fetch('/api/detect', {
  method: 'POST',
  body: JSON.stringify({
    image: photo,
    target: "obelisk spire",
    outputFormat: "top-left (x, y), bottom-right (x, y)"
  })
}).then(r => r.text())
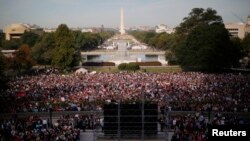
top-left (120, 7), bottom-right (125, 35)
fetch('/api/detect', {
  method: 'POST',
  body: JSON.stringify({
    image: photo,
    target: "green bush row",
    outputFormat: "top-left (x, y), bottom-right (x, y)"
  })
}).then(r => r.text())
top-left (131, 61), bottom-right (162, 66)
top-left (82, 62), bottom-right (115, 66)
top-left (118, 63), bottom-right (140, 71)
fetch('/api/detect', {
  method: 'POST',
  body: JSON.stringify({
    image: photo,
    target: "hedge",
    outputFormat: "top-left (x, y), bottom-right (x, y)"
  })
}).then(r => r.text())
top-left (82, 62), bottom-right (115, 66)
top-left (130, 61), bottom-right (162, 66)
top-left (118, 63), bottom-right (140, 71)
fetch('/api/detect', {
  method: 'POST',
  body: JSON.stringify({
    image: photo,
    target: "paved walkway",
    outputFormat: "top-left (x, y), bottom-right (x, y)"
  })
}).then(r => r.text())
top-left (80, 130), bottom-right (94, 141)
top-left (79, 130), bottom-right (174, 141)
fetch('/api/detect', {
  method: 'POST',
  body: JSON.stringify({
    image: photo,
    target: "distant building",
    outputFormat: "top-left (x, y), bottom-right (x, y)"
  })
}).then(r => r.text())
top-left (127, 26), bottom-right (154, 31)
top-left (81, 28), bottom-right (93, 33)
top-left (138, 26), bottom-right (154, 31)
top-left (155, 24), bottom-right (175, 34)
top-left (43, 28), bottom-right (56, 33)
top-left (3, 23), bottom-right (43, 40)
top-left (70, 28), bottom-right (82, 31)
top-left (225, 23), bottom-right (246, 39)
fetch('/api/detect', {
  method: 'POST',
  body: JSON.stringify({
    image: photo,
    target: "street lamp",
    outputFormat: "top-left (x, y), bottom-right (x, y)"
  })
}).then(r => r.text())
top-left (208, 104), bottom-right (212, 123)
top-left (49, 104), bottom-right (52, 128)
top-left (164, 95), bottom-right (169, 141)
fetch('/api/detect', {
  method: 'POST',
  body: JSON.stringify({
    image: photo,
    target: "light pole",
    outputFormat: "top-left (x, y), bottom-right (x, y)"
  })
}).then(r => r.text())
top-left (141, 88), bottom-right (145, 141)
top-left (164, 95), bottom-right (169, 141)
top-left (118, 97), bottom-right (121, 141)
top-left (49, 104), bottom-right (52, 128)
top-left (208, 104), bottom-right (212, 123)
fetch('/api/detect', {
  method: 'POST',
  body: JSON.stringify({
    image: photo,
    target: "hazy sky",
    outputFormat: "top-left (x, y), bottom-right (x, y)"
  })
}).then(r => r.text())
top-left (0, 0), bottom-right (249, 29)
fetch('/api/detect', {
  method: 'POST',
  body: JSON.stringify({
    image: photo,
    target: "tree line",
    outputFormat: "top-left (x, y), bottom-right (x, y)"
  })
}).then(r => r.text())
top-left (130, 8), bottom-right (250, 71)
top-left (0, 24), bottom-right (113, 71)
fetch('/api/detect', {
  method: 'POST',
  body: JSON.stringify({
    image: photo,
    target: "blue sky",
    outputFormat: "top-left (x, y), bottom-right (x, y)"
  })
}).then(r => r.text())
top-left (0, 0), bottom-right (249, 29)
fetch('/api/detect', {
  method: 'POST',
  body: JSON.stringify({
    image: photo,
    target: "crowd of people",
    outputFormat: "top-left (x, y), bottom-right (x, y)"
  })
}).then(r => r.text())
top-left (0, 70), bottom-right (249, 140)
top-left (0, 115), bottom-right (80, 141)
top-left (169, 111), bottom-right (248, 141)
top-left (0, 71), bottom-right (249, 113)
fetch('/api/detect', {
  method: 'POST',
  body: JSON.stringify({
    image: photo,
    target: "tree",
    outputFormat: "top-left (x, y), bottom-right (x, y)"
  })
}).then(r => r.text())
top-left (0, 52), bottom-right (5, 74)
top-left (14, 44), bottom-right (35, 71)
top-left (32, 33), bottom-right (55, 65)
top-left (242, 34), bottom-right (250, 56)
top-left (82, 32), bottom-right (100, 50)
top-left (98, 31), bottom-right (113, 44)
top-left (175, 8), bottom-right (222, 35)
top-left (173, 8), bottom-right (243, 71)
top-left (73, 31), bottom-right (86, 50)
top-left (52, 24), bottom-right (80, 69)
top-left (0, 52), bottom-right (6, 81)
top-left (0, 32), bottom-right (5, 47)
top-left (52, 47), bottom-right (75, 69)
top-left (241, 34), bottom-right (250, 68)
top-left (2, 39), bottom-right (21, 49)
top-left (176, 23), bottom-right (241, 71)
top-left (229, 38), bottom-right (244, 67)
top-left (55, 24), bottom-right (74, 48)
top-left (20, 31), bottom-right (39, 47)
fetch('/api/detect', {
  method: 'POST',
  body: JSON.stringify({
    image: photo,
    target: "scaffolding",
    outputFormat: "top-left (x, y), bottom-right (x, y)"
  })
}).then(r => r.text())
top-left (93, 91), bottom-right (170, 141)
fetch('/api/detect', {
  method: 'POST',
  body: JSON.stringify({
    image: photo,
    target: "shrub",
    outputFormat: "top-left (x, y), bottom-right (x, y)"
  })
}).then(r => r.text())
top-left (118, 63), bottom-right (140, 71)
top-left (82, 62), bottom-right (115, 66)
top-left (118, 63), bottom-right (127, 70)
top-left (127, 63), bottom-right (140, 71)
top-left (130, 61), bottom-right (162, 66)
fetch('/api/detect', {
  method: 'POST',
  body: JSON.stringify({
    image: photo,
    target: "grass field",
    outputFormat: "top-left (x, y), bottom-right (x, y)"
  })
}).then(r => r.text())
top-left (86, 66), bottom-right (182, 73)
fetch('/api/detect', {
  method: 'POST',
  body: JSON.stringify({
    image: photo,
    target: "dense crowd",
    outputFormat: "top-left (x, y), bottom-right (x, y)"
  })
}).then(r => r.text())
top-left (169, 111), bottom-right (248, 141)
top-left (0, 71), bottom-right (249, 113)
top-left (0, 70), bottom-right (249, 140)
top-left (0, 115), bottom-right (80, 141)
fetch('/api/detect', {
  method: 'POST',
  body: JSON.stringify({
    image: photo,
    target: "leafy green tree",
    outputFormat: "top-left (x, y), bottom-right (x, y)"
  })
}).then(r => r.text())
top-left (51, 24), bottom-right (80, 69)
top-left (32, 33), bottom-right (55, 65)
top-left (2, 39), bottom-right (21, 49)
top-left (20, 31), bottom-right (39, 47)
top-left (229, 38), bottom-right (244, 67)
top-left (98, 31), bottom-right (113, 44)
top-left (176, 23), bottom-right (241, 71)
top-left (127, 63), bottom-right (140, 71)
top-left (0, 32), bottom-right (5, 47)
top-left (175, 8), bottom-right (222, 35)
top-left (0, 54), bottom-right (5, 73)
top-left (241, 34), bottom-right (250, 68)
top-left (242, 34), bottom-right (250, 56)
top-left (130, 31), bottom-right (156, 45)
top-left (51, 47), bottom-right (75, 69)
top-left (73, 31), bottom-right (86, 50)
top-left (55, 24), bottom-right (74, 48)
top-left (82, 32), bottom-right (100, 50)
top-left (118, 63), bottom-right (127, 70)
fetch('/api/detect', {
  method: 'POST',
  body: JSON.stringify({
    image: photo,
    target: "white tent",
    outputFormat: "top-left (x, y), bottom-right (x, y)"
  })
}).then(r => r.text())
top-left (106, 46), bottom-right (115, 50)
top-left (75, 68), bottom-right (88, 74)
top-left (90, 71), bottom-right (97, 75)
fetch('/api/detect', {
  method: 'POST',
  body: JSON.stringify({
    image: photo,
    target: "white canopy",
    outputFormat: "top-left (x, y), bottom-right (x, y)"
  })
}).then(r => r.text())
top-left (75, 68), bottom-right (88, 74)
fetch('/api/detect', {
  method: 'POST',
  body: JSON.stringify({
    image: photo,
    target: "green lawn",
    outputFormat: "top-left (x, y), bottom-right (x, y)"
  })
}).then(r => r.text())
top-left (87, 66), bottom-right (182, 73)
top-left (141, 66), bottom-right (182, 73)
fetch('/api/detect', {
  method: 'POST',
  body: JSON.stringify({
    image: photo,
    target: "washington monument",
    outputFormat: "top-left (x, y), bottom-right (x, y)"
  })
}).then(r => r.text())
top-left (120, 7), bottom-right (125, 35)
